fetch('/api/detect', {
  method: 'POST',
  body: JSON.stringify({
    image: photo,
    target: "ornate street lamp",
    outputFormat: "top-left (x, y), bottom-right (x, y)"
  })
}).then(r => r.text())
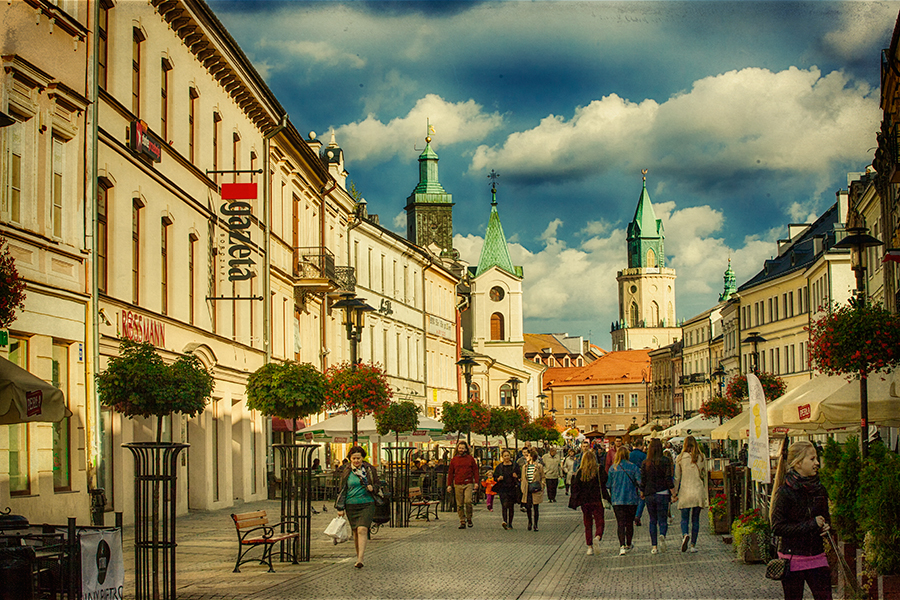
top-left (834, 225), bottom-right (884, 459)
top-left (711, 363), bottom-right (726, 397)
top-left (507, 377), bottom-right (521, 452)
top-left (537, 392), bottom-right (548, 417)
top-left (456, 356), bottom-right (477, 402)
top-left (742, 332), bottom-right (766, 374)
top-left (331, 293), bottom-right (375, 443)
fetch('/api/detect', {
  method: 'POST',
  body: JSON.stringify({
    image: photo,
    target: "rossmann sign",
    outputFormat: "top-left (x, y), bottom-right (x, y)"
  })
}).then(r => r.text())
top-left (220, 183), bottom-right (257, 282)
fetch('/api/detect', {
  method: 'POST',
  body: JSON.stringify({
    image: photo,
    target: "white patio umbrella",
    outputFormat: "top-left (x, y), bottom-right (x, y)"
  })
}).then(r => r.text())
top-left (779, 372), bottom-right (900, 430)
top-left (0, 356), bottom-right (72, 425)
top-left (631, 419), bottom-right (665, 436)
top-left (295, 413), bottom-right (445, 442)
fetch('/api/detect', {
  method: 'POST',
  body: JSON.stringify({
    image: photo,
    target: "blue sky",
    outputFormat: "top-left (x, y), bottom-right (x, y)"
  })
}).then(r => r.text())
top-left (210, 0), bottom-right (897, 349)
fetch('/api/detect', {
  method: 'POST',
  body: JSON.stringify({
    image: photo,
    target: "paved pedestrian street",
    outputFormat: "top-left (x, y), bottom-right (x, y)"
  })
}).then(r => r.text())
top-left (122, 497), bottom-right (785, 600)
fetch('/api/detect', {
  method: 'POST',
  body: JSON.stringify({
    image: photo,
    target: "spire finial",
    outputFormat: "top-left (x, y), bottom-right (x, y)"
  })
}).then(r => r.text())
top-left (425, 118), bottom-right (435, 144)
top-left (488, 169), bottom-right (500, 205)
top-left (642, 168), bottom-right (648, 183)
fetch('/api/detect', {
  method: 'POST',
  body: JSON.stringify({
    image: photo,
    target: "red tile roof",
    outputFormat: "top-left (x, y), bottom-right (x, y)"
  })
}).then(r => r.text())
top-left (544, 349), bottom-right (650, 388)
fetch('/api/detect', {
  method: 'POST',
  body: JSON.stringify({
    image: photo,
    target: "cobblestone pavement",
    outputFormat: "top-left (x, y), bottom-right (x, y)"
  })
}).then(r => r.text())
top-left (121, 497), bottom-right (785, 600)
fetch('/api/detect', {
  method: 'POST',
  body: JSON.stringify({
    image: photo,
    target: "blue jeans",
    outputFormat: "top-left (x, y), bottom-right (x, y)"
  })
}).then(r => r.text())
top-left (635, 497), bottom-right (645, 521)
top-left (680, 506), bottom-right (702, 545)
top-left (645, 494), bottom-right (670, 546)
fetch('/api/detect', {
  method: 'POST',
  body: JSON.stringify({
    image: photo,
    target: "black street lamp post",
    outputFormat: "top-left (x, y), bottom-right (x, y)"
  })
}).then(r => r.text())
top-left (743, 332), bottom-right (766, 374)
top-left (456, 356), bottom-right (477, 403)
top-left (537, 393), bottom-right (548, 417)
top-left (507, 377), bottom-right (521, 452)
top-left (331, 293), bottom-right (375, 443)
top-left (834, 226), bottom-right (884, 459)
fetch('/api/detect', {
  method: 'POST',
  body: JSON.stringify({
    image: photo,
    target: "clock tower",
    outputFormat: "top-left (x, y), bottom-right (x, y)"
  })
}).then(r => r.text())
top-left (611, 171), bottom-right (681, 351)
top-left (405, 131), bottom-right (454, 254)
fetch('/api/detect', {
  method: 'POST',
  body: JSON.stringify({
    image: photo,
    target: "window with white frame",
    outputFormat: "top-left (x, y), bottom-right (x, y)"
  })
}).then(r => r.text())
top-left (617, 393), bottom-right (625, 408)
top-left (603, 394), bottom-right (611, 408)
top-left (576, 395), bottom-right (585, 409)
top-left (630, 393), bottom-right (638, 408)
top-left (564, 395), bottom-right (572, 409)
top-left (589, 394), bottom-right (598, 409)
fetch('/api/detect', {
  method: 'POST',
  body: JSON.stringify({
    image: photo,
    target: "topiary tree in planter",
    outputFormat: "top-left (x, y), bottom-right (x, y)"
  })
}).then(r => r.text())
top-left (97, 340), bottom-right (214, 442)
top-left (246, 360), bottom-right (328, 440)
top-left (859, 442), bottom-right (900, 578)
top-left (375, 400), bottom-right (420, 446)
top-left (441, 399), bottom-right (489, 443)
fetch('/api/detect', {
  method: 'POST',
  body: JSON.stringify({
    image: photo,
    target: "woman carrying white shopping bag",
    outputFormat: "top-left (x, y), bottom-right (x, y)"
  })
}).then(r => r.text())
top-left (334, 445), bottom-right (383, 568)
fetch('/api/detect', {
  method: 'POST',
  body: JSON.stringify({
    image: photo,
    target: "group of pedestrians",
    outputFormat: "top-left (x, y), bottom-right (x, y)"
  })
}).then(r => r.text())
top-left (331, 434), bottom-right (832, 600)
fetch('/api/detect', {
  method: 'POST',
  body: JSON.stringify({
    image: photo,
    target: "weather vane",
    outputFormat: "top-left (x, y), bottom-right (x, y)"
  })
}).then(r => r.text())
top-left (488, 169), bottom-right (500, 190)
top-left (642, 168), bottom-right (648, 182)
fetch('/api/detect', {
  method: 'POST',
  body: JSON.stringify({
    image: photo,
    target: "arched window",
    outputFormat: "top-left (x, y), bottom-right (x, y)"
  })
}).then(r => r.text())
top-left (490, 312), bottom-right (505, 340)
top-left (470, 382), bottom-right (480, 402)
top-left (646, 248), bottom-right (657, 268)
top-left (500, 383), bottom-right (511, 406)
top-left (629, 302), bottom-right (639, 328)
top-left (650, 301), bottom-right (660, 326)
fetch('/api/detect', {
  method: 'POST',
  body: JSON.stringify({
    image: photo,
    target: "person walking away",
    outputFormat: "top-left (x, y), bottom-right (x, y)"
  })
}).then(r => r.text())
top-left (563, 449), bottom-right (576, 495)
top-left (447, 440), bottom-right (480, 529)
top-left (607, 446), bottom-right (641, 556)
top-left (641, 438), bottom-right (675, 554)
top-left (673, 435), bottom-right (708, 553)
top-left (520, 448), bottom-right (545, 531)
top-left (605, 435), bottom-right (624, 473)
top-left (492, 449), bottom-right (520, 529)
top-left (542, 447), bottom-right (562, 503)
top-left (568, 448), bottom-right (610, 555)
top-left (770, 441), bottom-right (832, 600)
top-left (629, 439), bottom-right (647, 526)
top-left (334, 446), bottom-right (382, 568)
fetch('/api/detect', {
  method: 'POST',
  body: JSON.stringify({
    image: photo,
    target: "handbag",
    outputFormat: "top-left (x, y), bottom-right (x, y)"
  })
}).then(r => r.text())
top-left (528, 481), bottom-right (542, 494)
top-left (765, 558), bottom-right (789, 580)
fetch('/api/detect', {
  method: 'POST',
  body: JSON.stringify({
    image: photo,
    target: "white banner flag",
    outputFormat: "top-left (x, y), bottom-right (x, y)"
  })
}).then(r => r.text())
top-left (80, 529), bottom-right (125, 600)
top-left (747, 373), bottom-right (770, 484)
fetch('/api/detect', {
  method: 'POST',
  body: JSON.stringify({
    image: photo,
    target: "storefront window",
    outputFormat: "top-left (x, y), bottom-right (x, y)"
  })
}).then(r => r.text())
top-left (52, 342), bottom-right (71, 490)
top-left (8, 336), bottom-right (30, 494)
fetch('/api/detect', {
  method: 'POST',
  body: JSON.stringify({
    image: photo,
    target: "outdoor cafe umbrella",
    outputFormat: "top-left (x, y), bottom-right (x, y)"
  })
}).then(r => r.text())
top-left (295, 413), bottom-right (445, 442)
top-left (779, 372), bottom-right (900, 430)
top-left (0, 356), bottom-right (72, 424)
top-left (654, 414), bottom-right (718, 439)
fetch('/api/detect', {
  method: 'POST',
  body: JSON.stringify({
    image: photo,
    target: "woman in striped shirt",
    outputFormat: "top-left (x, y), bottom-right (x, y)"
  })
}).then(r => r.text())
top-left (519, 448), bottom-right (546, 531)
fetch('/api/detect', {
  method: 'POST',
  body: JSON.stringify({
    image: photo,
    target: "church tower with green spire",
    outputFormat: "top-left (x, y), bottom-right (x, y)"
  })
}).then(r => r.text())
top-left (405, 128), bottom-right (454, 254)
top-left (719, 259), bottom-right (737, 302)
top-left (611, 171), bottom-right (681, 351)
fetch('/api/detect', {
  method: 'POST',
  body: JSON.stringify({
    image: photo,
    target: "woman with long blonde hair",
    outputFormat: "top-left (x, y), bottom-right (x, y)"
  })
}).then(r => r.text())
top-left (673, 435), bottom-right (708, 553)
top-left (770, 441), bottom-right (831, 600)
top-left (568, 446), bottom-right (609, 555)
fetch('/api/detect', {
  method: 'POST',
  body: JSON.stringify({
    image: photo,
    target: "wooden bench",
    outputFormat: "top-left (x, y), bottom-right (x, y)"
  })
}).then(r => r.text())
top-left (230, 510), bottom-right (300, 573)
top-left (408, 486), bottom-right (440, 522)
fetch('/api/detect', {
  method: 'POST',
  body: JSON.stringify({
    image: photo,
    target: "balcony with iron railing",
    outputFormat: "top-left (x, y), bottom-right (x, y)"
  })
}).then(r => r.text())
top-left (293, 246), bottom-right (355, 294)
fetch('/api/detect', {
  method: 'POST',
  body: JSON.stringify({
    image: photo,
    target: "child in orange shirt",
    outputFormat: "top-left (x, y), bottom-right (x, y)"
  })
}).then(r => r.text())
top-left (482, 475), bottom-right (497, 511)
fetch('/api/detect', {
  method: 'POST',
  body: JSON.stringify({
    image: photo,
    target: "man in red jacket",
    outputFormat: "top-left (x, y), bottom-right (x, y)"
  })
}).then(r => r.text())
top-left (605, 435), bottom-right (623, 473)
top-left (447, 440), bottom-right (480, 529)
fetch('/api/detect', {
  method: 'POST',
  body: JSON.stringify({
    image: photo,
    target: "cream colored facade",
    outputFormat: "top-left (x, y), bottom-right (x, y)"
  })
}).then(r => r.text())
top-left (611, 267), bottom-right (681, 351)
top-left (680, 307), bottom-right (724, 416)
top-left (736, 198), bottom-right (854, 394)
top-left (1, 0), bottom-right (91, 522)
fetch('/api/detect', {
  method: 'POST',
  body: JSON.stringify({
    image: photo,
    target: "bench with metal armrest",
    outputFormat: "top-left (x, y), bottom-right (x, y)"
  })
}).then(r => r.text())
top-left (230, 510), bottom-right (299, 573)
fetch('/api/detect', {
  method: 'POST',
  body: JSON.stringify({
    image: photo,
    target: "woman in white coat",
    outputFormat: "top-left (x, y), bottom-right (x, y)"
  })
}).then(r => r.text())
top-left (673, 436), bottom-right (707, 553)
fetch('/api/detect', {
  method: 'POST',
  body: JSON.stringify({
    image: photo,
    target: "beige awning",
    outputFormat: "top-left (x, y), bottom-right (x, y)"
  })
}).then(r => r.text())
top-left (779, 372), bottom-right (900, 430)
top-left (0, 356), bottom-right (71, 425)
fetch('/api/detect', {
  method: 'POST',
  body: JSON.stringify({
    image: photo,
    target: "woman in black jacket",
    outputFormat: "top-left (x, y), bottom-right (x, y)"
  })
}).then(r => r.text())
top-left (568, 449), bottom-right (609, 555)
top-left (769, 441), bottom-right (831, 600)
top-left (640, 438), bottom-right (675, 554)
top-left (492, 448), bottom-right (520, 529)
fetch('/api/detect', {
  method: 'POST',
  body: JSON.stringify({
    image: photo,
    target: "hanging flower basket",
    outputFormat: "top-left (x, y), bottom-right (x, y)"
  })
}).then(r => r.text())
top-left (325, 362), bottom-right (393, 416)
top-left (725, 372), bottom-right (787, 402)
top-left (807, 301), bottom-right (900, 379)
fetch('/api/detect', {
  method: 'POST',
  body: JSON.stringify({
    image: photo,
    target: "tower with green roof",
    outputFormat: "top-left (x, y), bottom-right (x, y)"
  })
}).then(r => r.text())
top-left (719, 259), bottom-right (737, 302)
top-left (462, 178), bottom-right (525, 371)
top-left (405, 131), bottom-right (454, 253)
top-left (611, 171), bottom-right (680, 351)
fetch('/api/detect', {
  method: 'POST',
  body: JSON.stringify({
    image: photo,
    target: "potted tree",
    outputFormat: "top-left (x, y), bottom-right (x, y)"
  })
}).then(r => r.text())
top-left (440, 399), bottom-right (489, 444)
top-left (246, 360), bottom-right (328, 439)
top-left (96, 340), bottom-right (214, 600)
top-left (375, 400), bottom-right (420, 446)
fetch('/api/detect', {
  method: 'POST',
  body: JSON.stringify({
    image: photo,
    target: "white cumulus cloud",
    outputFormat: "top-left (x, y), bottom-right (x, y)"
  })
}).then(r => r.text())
top-left (334, 94), bottom-right (504, 166)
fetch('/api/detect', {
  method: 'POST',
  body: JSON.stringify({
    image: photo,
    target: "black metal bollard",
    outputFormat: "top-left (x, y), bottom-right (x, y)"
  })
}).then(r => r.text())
top-left (124, 442), bottom-right (188, 600)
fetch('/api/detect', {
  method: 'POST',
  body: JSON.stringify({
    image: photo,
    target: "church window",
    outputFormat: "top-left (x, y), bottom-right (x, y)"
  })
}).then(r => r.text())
top-left (646, 248), bottom-right (657, 268)
top-left (630, 285), bottom-right (637, 294)
top-left (629, 302), bottom-right (639, 327)
top-left (489, 286), bottom-right (505, 301)
top-left (650, 301), bottom-right (659, 326)
top-left (490, 312), bottom-right (504, 340)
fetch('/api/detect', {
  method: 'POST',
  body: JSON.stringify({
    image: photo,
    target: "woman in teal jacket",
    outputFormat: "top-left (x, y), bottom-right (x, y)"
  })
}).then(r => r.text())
top-left (607, 446), bottom-right (641, 556)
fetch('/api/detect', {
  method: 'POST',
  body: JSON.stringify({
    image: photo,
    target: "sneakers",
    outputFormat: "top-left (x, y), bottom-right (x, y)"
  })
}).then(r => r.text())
top-left (625, 544), bottom-right (633, 551)
top-left (681, 535), bottom-right (690, 552)
top-left (659, 535), bottom-right (667, 551)
top-left (467, 520), bottom-right (473, 528)
top-left (586, 546), bottom-right (594, 556)
top-left (619, 546), bottom-right (627, 556)
top-left (502, 522), bottom-right (509, 530)
top-left (593, 535), bottom-right (602, 547)
top-left (459, 522), bottom-right (466, 529)
top-left (689, 544), bottom-right (698, 553)
top-left (650, 546), bottom-right (659, 555)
